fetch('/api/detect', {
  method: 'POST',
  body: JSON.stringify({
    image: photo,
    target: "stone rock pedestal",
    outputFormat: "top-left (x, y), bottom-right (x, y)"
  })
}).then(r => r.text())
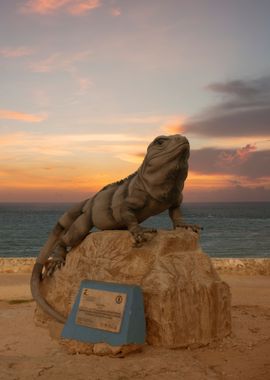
top-left (36, 229), bottom-right (231, 348)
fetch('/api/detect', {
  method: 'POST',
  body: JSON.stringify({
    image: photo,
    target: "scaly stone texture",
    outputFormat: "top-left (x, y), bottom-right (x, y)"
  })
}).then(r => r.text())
top-left (36, 229), bottom-right (231, 348)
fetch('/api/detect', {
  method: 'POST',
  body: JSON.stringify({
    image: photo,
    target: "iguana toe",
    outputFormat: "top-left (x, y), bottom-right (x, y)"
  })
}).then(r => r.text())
top-left (132, 227), bottom-right (157, 247)
top-left (44, 257), bottom-right (65, 277)
top-left (175, 224), bottom-right (202, 234)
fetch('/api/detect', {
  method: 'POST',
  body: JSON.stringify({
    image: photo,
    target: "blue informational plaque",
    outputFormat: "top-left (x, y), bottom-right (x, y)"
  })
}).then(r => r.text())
top-left (61, 280), bottom-right (146, 346)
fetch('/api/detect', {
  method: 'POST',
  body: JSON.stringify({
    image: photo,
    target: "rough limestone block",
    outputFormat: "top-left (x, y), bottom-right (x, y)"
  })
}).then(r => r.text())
top-left (36, 229), bottom-right (231, 348)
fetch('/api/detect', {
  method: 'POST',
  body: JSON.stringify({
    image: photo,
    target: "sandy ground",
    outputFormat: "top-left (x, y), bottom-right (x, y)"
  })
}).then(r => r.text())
top-left (0, 273), bottom-right (270, 380)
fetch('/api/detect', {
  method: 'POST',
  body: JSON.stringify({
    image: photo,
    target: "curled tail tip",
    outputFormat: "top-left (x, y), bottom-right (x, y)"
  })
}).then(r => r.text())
top-left (31, 261), bottom-right (66, 324)
top-left (30, 262), bottom-right (43, 295)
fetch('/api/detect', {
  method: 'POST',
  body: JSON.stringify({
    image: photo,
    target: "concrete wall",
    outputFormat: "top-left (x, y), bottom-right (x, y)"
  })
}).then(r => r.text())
top-left (1, 257), bottom-right (270, 275)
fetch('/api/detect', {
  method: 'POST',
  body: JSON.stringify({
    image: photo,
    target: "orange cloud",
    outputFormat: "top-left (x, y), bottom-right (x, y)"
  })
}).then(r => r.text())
top-left (187, 171), bottom-right (232, 189)
top-left (0, 131), bottom-right (147, 201)
top-left (22, 0), bottom-right (71, 14)
top-left (0, 109), bottom-right (47, 122)
top-left (22, 0), bottom-right (101, 15)
top-left (0, 147), bottom-right (134, 201)
top-left (68, 0), bottom-right (101, 14)
top-left (187, 170), bottom-right (270, 191)
top-left (161, 116), bottom-right (186, 134)
top-left (115, 153), bottom-right (144, 165)
top-left (0, 46), bottom-right (33, 58)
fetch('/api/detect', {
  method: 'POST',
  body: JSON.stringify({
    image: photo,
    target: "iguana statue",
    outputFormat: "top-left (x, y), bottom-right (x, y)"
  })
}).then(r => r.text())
top-left (31, 134), bottom-right (199, 323)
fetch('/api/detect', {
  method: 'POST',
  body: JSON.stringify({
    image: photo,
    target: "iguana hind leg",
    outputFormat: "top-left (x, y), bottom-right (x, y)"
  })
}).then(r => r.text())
top-left (45, 204), bottom-right (94, 276)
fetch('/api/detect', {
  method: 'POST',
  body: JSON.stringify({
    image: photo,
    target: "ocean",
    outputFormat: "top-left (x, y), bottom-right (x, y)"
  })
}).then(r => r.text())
top-left (0, 202), bottom-right (269, 258)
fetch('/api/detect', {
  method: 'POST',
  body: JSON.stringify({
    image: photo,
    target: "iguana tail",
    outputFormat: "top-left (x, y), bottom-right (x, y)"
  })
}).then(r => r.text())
top-left (31, 262), bottom-right (66, 323)
top-left (30, 199), bottom-right (90, 324)
top-left (30, 223), bottom-right (67, 323)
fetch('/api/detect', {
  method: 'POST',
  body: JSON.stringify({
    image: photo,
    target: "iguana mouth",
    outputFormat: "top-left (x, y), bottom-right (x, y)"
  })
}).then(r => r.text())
top-left (169, 141), bottom-right (190, 162)
top-left (179, 142), bottom-right (190, 160)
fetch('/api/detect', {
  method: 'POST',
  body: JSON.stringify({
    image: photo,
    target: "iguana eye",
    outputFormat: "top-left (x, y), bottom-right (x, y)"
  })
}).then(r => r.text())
top-left (154, 138), bottom-right (166, 145)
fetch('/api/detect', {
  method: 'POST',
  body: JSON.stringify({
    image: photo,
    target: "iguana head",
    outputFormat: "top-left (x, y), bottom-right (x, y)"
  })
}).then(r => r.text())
top-left (139, 134), bottom-right (190, 201)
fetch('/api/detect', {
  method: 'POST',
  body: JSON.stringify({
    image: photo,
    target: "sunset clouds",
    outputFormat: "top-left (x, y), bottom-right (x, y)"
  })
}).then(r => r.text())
top-left (1, 127), bottom-right (268, 201)
top-left (21, 0), bottom-right (101, 15)
top-left (1, 1), bottom-right (270, 201)
top-left (0, 109), bottom-right (46, 122)
top-left (0, 131), bottom-right (143, 201)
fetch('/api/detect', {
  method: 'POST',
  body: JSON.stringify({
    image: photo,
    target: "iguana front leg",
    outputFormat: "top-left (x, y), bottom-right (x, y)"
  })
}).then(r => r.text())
top-left (169, 205), bottom-right (201, 233)
top-left (120, 196), bottom-right (156, 247)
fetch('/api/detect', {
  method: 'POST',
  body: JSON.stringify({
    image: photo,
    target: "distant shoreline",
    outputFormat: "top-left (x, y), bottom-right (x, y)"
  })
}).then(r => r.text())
top-left (1, 257), bottom-right (270, 276)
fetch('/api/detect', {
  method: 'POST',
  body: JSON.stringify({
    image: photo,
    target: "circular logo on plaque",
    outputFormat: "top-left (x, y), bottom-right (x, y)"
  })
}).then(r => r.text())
top-left (115, 295), bottom-right (123, 304)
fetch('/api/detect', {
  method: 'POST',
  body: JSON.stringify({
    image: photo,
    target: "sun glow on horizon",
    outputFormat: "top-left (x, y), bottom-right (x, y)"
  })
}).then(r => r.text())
top-left (0, 1), bottom-right (270, 201)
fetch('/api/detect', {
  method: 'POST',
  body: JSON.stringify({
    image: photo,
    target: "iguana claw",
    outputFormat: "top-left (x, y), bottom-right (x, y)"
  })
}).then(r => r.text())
top-left (175, 224), bottom-right (203, 234)
top-left (44, 256), bottom-right (66, 277)
top-left (131, 227), bottom-right (157, 247)
top-left (43, 244), bottom-right (67, 277)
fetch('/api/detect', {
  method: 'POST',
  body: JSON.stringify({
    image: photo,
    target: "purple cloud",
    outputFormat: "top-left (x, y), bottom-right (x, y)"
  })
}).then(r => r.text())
top-left (183, 76), bottom-right (270, 137)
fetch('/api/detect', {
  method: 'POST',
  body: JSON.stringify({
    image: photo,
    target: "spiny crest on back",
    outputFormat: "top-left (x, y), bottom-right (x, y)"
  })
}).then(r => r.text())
top-left (100, 171), bottom-right (138, 191)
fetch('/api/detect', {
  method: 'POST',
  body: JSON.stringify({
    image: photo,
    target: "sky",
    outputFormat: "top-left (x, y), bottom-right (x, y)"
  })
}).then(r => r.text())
top-left (0, 0), bottom-right (270, 202)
